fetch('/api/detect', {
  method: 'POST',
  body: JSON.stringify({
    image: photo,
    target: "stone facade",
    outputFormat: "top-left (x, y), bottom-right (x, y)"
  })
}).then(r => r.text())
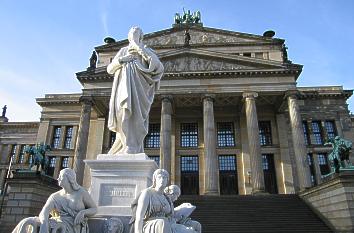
top-left (0, 24), bottom-right (353, 198)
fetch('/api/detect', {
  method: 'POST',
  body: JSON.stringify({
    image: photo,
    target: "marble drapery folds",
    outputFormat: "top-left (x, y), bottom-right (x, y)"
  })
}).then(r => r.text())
top-left (107, 27), bottom-right (164, 154)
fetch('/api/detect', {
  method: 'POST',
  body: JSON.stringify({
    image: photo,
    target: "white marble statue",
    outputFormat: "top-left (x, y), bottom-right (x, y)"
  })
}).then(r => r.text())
top-left (129, 169), bottom-right (199, 233)
top-left (12, 168), bottom-right (97, 233)
top-left (164, 185), bottom-right (201, 233)
top-left (107, 26), bottom-right (164, 155)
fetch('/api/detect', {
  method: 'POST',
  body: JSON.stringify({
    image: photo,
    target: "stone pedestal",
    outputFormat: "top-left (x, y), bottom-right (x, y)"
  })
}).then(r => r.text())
top-left (85, 154), bottom-right (158, 216)
top-left (300, 171), bottom-right (354, 232)
top-left (0, 171), bottom-right (60, 232)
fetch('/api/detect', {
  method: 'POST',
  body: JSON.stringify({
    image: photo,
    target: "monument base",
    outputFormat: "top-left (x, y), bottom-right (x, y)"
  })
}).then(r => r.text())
top-left (85, 153), bottom-right (158, 216)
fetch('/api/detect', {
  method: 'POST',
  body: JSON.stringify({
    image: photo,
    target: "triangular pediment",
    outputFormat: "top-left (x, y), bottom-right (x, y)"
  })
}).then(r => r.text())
top-left (159, 48), bottom-right (286, 73)
top-left (96, 26), bottom-right (283, 52)
top-left (144, 26), bottom-right (282, 47)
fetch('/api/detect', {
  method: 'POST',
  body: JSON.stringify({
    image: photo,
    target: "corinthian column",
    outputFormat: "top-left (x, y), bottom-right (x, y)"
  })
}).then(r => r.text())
top-left (203, 94), bottom-right (219, 195)
top-left (286, 91), bottom-right (311, 190)
top-left (243, 92), bottom-right (265, 193)
top-left (73, 96), bottom-right (93, 185)
top-left (160, 95), bottom-right (172, 174)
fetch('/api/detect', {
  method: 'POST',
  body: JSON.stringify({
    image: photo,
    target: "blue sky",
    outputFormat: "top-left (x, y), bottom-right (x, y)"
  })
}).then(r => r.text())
top-left (0, 0), bottom-right (353, 121)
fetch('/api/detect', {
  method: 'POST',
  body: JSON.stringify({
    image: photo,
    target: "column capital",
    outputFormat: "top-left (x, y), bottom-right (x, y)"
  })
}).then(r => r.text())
top-left (284, 90), bottom-right (300, 99)
top-left (79, 96), bottom-right (93, 106)
top-left (201, 94), bottom-right (215, 102)
top-left (161, 95), bottom-right (173, 102)
top-left (242, 91), bottom-right (258, 99)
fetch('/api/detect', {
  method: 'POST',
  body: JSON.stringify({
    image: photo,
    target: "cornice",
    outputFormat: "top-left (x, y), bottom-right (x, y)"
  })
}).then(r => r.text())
top-left (0, 122), bottom-right (39, 129)
top-left (297, 89), bottom-right (353, 100)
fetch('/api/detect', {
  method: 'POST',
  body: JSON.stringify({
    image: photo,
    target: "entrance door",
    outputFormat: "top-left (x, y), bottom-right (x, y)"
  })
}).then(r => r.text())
top-left (262, 154), bottom-right (278, 194)
top-left (180, 156), bottom-right (199, 195)
top-left (219, 155), bottom-right (238, 195)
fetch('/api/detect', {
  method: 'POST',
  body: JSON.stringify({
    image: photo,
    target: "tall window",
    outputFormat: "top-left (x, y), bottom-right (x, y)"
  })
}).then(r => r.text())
top-left (60, 157), bottom-right (69, 169)
top-left (18, 145), bottom-right (26, 164)
top-left (144, 124), bottom-right (160, 148)
top-left (10, 145), bottom-right (17, 163)
top-left (148, 155), bottom-right (160, 166)
top-left (217, 122), bottom-right (235, 147)
top-left (311, 121), bottom-right (323, 145)
top-left (180, 123), bottom-right (198, 147)
top-left (52, 126), bottom-right (62, 149)
top-left (109, 132), bottom-right (116, 148)
top-left (302, 121), bottom-right (311, 145)
top-left (318, 153), bottom-right (330, 176)
top-left (259, 121), bottom-right (272, 146)
top-left (307, 154), bottom-right (316, 186)
top-left (64, 126), bottom-right (73, 149)
top-left (325, 120), bottom-right (336, 140)
top-left (219, 155), bottom-right (236, 171)
top-left (46, 156), bottom-right (57, 176)
top-left (181, 156), bottom-right (199, 172)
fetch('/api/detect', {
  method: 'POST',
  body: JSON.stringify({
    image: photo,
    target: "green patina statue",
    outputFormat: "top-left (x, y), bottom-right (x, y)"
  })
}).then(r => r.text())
top-left (325, 136), bottom-right (353, 173)
top-left (174, 9), bottom-right (202, 25)
top-left (24, 143), bottom-right (51, 173)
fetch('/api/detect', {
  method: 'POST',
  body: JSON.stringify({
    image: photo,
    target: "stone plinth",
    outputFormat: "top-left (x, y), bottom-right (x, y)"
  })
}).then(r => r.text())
top-left (300, 171), bottom-right (354, 232)
top-left (0, 171), bottom-right (60, 232)
top-left (85, 154), bottom-right (158, 216)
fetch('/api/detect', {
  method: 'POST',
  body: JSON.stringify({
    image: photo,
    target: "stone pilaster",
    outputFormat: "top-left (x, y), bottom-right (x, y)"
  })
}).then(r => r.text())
top-left (160, 95), bottom-right (173, 174)
top-left (73, 96), bottom-right (93, 185)
top-left (312, 153), bottom-right (322, 185)
top-left (202, 94), bottom-right (219, 195)
top-left (243, 92), bottom-right (265, 193)
top-left (286, 91), bottom-right (312, 190)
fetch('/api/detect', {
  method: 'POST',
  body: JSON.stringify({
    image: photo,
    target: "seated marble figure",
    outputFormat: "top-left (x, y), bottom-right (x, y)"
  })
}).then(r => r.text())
top-left (130, 169), bottom-right (200, 233)
top-left (164, 185), bottom-right (201, 233)
top-left (12, 168), bottom-right (97, 233)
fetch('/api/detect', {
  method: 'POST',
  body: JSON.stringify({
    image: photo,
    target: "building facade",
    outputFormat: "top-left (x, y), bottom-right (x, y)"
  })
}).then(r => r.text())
top-left (1, 22), bottom-right (353, 196)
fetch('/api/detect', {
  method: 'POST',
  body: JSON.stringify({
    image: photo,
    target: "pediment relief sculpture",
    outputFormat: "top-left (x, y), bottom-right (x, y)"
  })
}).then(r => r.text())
top-left (144, 29), bottom-right (266, 47)
top-left (162, 56), bottom-right (255, 72)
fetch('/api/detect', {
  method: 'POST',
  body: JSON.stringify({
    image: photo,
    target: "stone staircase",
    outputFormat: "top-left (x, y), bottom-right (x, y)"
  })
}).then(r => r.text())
top-left (177, 194), bottom-right (333, 233)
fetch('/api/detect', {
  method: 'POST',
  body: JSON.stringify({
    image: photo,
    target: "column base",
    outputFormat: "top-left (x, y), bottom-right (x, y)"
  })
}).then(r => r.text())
top-left (203, 190), bottom-right (219, 195)
top-left (252, 189), bottom-right (269, 195)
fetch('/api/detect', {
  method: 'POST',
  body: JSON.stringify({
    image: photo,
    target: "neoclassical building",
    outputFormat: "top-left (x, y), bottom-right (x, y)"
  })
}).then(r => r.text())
top-left (0, 20), bottom-right (353, 196)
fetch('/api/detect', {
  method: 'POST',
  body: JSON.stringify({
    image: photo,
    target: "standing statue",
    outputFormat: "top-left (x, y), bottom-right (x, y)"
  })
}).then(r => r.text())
top-left (89, 51), bottom-right (98, 69)
top-left (325, 136), bottom-right (353, 173)
top-left (12, 168), bottom-right (97, 233)
top-left (2, 105), bottom-right (7, 117)
top-left (129, 169), bottom-right (199, 233)
top-left (184, 30), bottom-right (191, 47)
top-left (107, 27), bottom-right (164, 154)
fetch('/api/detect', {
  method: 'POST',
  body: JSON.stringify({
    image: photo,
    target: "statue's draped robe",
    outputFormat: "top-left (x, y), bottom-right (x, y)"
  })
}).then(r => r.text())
top-left (129, 188), bottom-right (198, 233)
top-left (12, 191), bottom-right (89, 233)
top-left (107, 46), bottom-right (163, 154)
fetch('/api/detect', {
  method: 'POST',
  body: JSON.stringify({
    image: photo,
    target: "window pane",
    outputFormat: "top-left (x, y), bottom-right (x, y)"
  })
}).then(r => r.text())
top-left (318, 153), bottom-right (330, 175)
top-left (181, 123), bottom-right (198, 147)
top-left (217, 122), bottom-right (235, 147)
top-left (46, 156), bottom-right (56, 176)
top-left (219, 155), bottom-right (236, 171)
top-left (325, 121), bottom-right (336, 140)
top-left (144, 124), bottom-right (160, 148)
top-left (10, 145), bottom-right (17, 163)
top-left (60, 157), bottom-right (69, 169)
top-left (18, 145), bottom-right (26, 164)
top-left (52, 126), bottom-right (62, 149)
top-left (181, 156), bottom-right (199, 172)
top-left (311, 121), bottom-right (323, 145)
top-left (259, 121), bottom-right (272, 146)
top-left (64, 126), bottom-right (73, 149)
top-left (302, 121), bottom-right (310, 145)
